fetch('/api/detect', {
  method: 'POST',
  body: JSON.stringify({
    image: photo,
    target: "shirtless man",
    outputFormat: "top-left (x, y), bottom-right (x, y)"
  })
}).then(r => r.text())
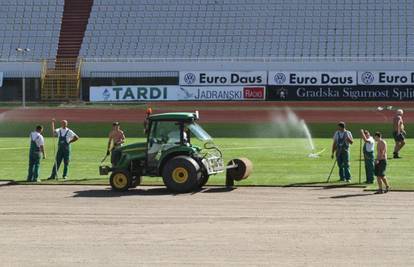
top-left (107, 122), bottom-right (126, 165)
top-left (360, 129), bottom-right (375, 184)
top-left (374, 132), bottom-right (390, 194)
top-left (392, 109), bottom-right (406, 159)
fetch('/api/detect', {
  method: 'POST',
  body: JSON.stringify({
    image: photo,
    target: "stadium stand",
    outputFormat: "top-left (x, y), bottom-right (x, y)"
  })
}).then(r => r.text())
top-left (1, 0), bottom-right (414, 101)
top-left (80, 0), bottom-right (414, 60)
top-left (0, 0), bottom-right (64, 60)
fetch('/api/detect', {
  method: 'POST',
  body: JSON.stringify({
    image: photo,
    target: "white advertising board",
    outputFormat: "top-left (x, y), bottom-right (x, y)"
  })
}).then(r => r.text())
top-left (180, 71), bottom-right (267, 86)
top-left (268, 71), bottom-right (357, 86)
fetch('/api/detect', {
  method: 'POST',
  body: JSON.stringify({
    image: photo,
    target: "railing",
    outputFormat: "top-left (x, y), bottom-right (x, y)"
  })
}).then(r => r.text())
top-left (40, 59), bottom-right (47, 89)
top-left (82, 56), bottom-right (414, 63)
top-left (41, 58), bottom-right (82, 101)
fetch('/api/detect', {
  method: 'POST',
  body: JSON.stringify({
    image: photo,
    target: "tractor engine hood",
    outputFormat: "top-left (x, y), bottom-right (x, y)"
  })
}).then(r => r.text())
top-left (117, 142), bottom-right (147, 154)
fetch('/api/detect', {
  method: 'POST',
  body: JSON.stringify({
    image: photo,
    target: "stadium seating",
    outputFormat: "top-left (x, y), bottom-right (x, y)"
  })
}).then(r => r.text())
top-left (0, 0), bottom-right (64, 60)
top-left (80, 0), bottom-right (414, 60)
top-left (1, 0), bottom-right (413, 61)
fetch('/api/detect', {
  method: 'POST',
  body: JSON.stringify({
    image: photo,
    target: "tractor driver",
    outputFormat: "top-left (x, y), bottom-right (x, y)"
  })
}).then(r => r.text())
top-left (167, 125), bottom-right (190, 145)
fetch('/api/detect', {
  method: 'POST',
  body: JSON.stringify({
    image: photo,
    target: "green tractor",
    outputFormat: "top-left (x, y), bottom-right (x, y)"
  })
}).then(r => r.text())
top-left (99, 111), bottom-right (252, 193)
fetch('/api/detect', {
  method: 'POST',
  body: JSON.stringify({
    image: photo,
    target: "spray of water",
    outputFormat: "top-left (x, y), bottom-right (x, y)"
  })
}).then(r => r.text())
top-left (256, 107), bottom-right (323, 158)
top-left (0, 110), bottom-right (7, 123)
top-left (300, 119), bottom-right (316, 153)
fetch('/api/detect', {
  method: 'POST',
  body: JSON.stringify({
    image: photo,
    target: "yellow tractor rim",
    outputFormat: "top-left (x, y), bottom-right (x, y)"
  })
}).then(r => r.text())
top-left (113, 173), bottom-right (128, 189)
top-left (172, 167), bottom-right (189, 184)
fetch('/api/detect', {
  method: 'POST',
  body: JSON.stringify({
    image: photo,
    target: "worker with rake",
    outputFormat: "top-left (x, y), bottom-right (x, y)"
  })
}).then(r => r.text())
top-left (48, 119), bottom-right (79, 180)
top-left (331, 122), bottom-right (354, 182)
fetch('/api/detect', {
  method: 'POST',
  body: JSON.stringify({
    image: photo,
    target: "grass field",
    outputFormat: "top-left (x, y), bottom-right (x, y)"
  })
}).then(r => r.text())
top-left (1, 137), bottom-right (413, 190)
top-left (1, 121), bottom-right (413, 138)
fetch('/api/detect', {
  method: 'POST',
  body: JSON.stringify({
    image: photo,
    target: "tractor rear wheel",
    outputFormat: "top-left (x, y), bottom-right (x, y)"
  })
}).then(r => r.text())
top-left (110, 170), bottom-right (130, 191)
top-left (162, 156), bottom-right (201, 193)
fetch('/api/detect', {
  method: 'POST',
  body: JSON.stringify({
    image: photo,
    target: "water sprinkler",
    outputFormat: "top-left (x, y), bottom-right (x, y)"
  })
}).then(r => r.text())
top-left (308, 148), bottom-right (326, 158)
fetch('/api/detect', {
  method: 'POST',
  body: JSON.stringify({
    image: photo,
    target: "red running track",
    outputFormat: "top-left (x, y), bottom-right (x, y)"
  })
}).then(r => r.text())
top-left (0, 102), bottom-right (412, 123)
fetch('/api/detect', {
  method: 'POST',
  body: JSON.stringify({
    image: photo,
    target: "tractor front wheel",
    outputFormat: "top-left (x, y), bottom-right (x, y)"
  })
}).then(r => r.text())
top-left (162, 156), bottom-right (201, 193)
top-left (110, 170), bottom-right (130, 191)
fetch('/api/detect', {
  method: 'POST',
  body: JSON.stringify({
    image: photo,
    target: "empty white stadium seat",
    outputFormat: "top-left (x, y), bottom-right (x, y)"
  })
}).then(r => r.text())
top-left (0, 0), bottom-right (64, 60)
top-left (80, 0), bottom-right (414, 60)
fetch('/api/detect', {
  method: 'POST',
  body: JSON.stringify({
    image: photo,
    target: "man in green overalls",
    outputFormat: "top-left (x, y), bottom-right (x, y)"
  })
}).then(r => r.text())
top-left (331, 122), bottom-right (354, 182)
top-left (27, 125), bottom-right (46, 182)
top-left (361, 129), bottom-right (375, 184)
top-left (48, 119), bottom-right (79, 180)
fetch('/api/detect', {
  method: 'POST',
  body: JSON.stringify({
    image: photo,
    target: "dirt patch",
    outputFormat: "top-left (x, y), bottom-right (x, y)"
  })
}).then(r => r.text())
top-left (0, 185), bottom-right (413, 266)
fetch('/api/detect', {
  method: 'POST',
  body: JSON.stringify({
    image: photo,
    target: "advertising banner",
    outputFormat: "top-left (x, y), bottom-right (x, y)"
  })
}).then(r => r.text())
top-left (267, 85), bottom-right (414, 101)
top-left (90, 85), bottom-right (266, 102)
top-left (358, 71), bottom-right (414, 85)
top-left (268, 71), bottom-right (357, 86)
top-left (178, 86), bottom-right (266, 101)
top-left (89, 86), bottom-right (180, 102)
top-left (179, 71), bottom-right (267, 86)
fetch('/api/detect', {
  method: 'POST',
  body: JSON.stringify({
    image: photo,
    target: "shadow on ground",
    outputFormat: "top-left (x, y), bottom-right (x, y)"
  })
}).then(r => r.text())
top-left (0, 180), bottom-right (17, 187)
top-left (328, 193), bottom-right (375, 199)
top-left (283, 181), bottom-right (326, 187)
top-left (283, 181), bottom-right (365, 190)
top-left (73, 187), bottom-right (172, 197)
top-left (72, 186), bottom-right (235, 198)
top-left (318, 192), bottom-right (376, 199)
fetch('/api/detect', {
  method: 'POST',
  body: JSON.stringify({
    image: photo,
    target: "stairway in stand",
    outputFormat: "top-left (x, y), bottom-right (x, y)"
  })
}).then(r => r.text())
top-left (41, 0), bottom-right (93, 101)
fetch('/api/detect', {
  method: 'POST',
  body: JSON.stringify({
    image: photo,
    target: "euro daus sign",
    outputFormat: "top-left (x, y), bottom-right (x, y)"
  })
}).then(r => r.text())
top-left (358, 71), bottom-right (414, 85)
top-left (268, 71), bottom-right (357, 86)
top-left (179, 71), bottom-right (267, 86)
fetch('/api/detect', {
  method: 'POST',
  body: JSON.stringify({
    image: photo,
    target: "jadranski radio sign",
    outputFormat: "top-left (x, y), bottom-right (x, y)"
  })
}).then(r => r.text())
top-left (90, 86), bottom-right (178, 102)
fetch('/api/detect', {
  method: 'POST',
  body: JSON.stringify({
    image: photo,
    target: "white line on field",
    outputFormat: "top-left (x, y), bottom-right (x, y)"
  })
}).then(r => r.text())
top-left (0, 147), bottom-right (26, 150)
top-left (221, 146), bottom-right (282, 150)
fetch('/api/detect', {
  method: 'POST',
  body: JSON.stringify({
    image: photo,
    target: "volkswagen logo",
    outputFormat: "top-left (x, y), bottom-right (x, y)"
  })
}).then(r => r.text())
top-left (274, 73), bottom-right (286, 85)
top-left (361, 72), bottom-right (375, 85)
top-left (183, 73), bottom-right (196, 85)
